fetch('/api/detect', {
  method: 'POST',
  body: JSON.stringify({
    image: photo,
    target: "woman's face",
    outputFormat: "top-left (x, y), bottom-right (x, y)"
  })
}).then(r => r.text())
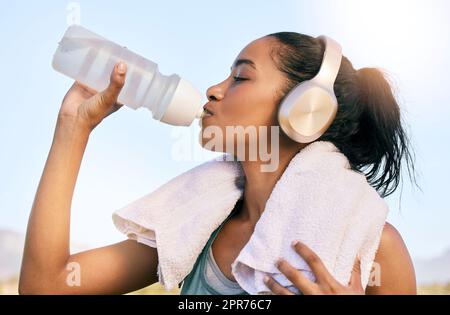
top-left (200, 36), bottom-right (289, 157)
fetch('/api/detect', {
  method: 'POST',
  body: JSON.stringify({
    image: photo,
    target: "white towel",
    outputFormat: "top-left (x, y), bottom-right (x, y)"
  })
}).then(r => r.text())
top-left (112, 141), bottom-right (389, 294)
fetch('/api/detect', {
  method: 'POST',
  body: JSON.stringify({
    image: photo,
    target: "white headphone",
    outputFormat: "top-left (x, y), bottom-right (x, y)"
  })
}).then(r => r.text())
top-left (278, 35), bottom-right (343, 143)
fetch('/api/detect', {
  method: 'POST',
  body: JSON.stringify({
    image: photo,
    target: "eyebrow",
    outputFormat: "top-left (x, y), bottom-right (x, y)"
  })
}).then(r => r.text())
top-left (230, 58), bottom-right (257, 71)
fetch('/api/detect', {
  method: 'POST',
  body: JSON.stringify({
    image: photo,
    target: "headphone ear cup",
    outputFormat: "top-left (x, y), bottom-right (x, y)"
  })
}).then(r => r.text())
top-left (278, 81), bottom-right (338, 143)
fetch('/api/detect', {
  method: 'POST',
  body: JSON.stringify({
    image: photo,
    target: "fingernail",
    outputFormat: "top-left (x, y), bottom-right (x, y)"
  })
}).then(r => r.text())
top-left (117, 61), bottom-right (127, 74)
top-left (291, 240), bottom-right (299, 247)
top-left (275, 258), bottom-right (284, 268)
top-left (263, 275), bottom-right (270, 283)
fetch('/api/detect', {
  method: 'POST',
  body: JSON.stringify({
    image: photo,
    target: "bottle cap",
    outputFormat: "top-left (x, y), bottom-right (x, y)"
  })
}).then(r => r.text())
top-left (160, 78), bottom-right (203, 126)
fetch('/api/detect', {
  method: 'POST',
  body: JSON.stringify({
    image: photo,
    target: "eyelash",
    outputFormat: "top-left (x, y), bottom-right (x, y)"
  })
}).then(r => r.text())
top-left (233, 76), bottom-right (248, 83)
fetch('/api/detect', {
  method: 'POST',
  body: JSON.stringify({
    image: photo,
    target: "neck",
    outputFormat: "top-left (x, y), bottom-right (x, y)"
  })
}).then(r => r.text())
top-left (237, 141), bottom-right (306, 225)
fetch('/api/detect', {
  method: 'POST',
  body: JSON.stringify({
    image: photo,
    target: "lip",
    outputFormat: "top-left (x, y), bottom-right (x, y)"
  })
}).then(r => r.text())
top-left (201, 114), bottom-right (214, 122)
top-left (202, 104), bottom-right (215, 116)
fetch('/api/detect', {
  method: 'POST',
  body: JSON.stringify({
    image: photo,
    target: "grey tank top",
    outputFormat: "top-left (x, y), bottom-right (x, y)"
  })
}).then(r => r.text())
top-left (180, 209), bottom-right (249, 295)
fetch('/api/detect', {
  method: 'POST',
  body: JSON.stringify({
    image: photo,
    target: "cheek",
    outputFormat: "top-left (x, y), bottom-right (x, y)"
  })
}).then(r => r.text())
top-left (222, 84), bottom-right (278, 127)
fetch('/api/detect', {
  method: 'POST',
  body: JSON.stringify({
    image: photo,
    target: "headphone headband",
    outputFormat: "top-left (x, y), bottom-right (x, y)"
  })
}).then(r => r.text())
top-left (312, 35), bottom-right (343, 90)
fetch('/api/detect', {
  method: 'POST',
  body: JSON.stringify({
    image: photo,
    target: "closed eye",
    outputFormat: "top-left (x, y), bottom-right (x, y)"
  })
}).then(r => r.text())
top-left (233, 76), bottom-right (248, 82)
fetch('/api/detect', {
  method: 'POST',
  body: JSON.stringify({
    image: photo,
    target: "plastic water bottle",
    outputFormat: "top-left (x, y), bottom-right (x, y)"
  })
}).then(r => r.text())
top-left (52, 25), bottom-right (205, 126)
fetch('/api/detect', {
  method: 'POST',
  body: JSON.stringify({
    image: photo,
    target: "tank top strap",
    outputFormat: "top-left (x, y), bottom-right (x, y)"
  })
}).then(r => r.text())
top-left (179, 200), bottom-right (248, 295)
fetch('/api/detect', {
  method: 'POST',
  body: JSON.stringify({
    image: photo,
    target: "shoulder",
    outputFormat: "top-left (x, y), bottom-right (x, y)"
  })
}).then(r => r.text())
top-left (365, 222), bottom-right (417, 294)
top-left (379, 222), bottom-right (405, 252)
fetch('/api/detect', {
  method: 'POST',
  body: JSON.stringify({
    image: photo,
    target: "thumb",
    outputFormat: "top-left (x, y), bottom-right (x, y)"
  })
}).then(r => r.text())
top-left (100, 61), bottom-right (127, 107)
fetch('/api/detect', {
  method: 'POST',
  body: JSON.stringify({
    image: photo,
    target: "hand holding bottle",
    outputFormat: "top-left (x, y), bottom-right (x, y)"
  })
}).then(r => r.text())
top-left (58, 61), bottom-right (127, 131)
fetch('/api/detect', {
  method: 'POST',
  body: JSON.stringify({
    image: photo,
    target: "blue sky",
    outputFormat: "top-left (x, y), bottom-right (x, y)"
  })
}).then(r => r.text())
top-left (1, 0), bottom-right (449, 260)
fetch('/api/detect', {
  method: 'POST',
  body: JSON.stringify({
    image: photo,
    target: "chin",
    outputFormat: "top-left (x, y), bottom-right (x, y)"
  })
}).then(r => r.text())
top-left (198, 129), bottom-right (229, 153)
top-left (198, 129), bottom-right (216, 152)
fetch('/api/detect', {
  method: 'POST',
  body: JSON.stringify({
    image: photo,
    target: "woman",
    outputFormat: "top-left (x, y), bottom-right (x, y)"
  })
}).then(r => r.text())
top-left (19, 32), bottom-right (417, 295)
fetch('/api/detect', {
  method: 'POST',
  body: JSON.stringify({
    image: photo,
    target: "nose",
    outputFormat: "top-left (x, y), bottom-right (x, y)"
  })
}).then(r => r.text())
top-left (206, 84), bottom-right (224, 102)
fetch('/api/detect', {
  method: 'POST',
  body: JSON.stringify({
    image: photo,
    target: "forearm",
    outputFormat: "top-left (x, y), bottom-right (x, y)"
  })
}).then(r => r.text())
top-left (20, 116), bottom-right (91, 287)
